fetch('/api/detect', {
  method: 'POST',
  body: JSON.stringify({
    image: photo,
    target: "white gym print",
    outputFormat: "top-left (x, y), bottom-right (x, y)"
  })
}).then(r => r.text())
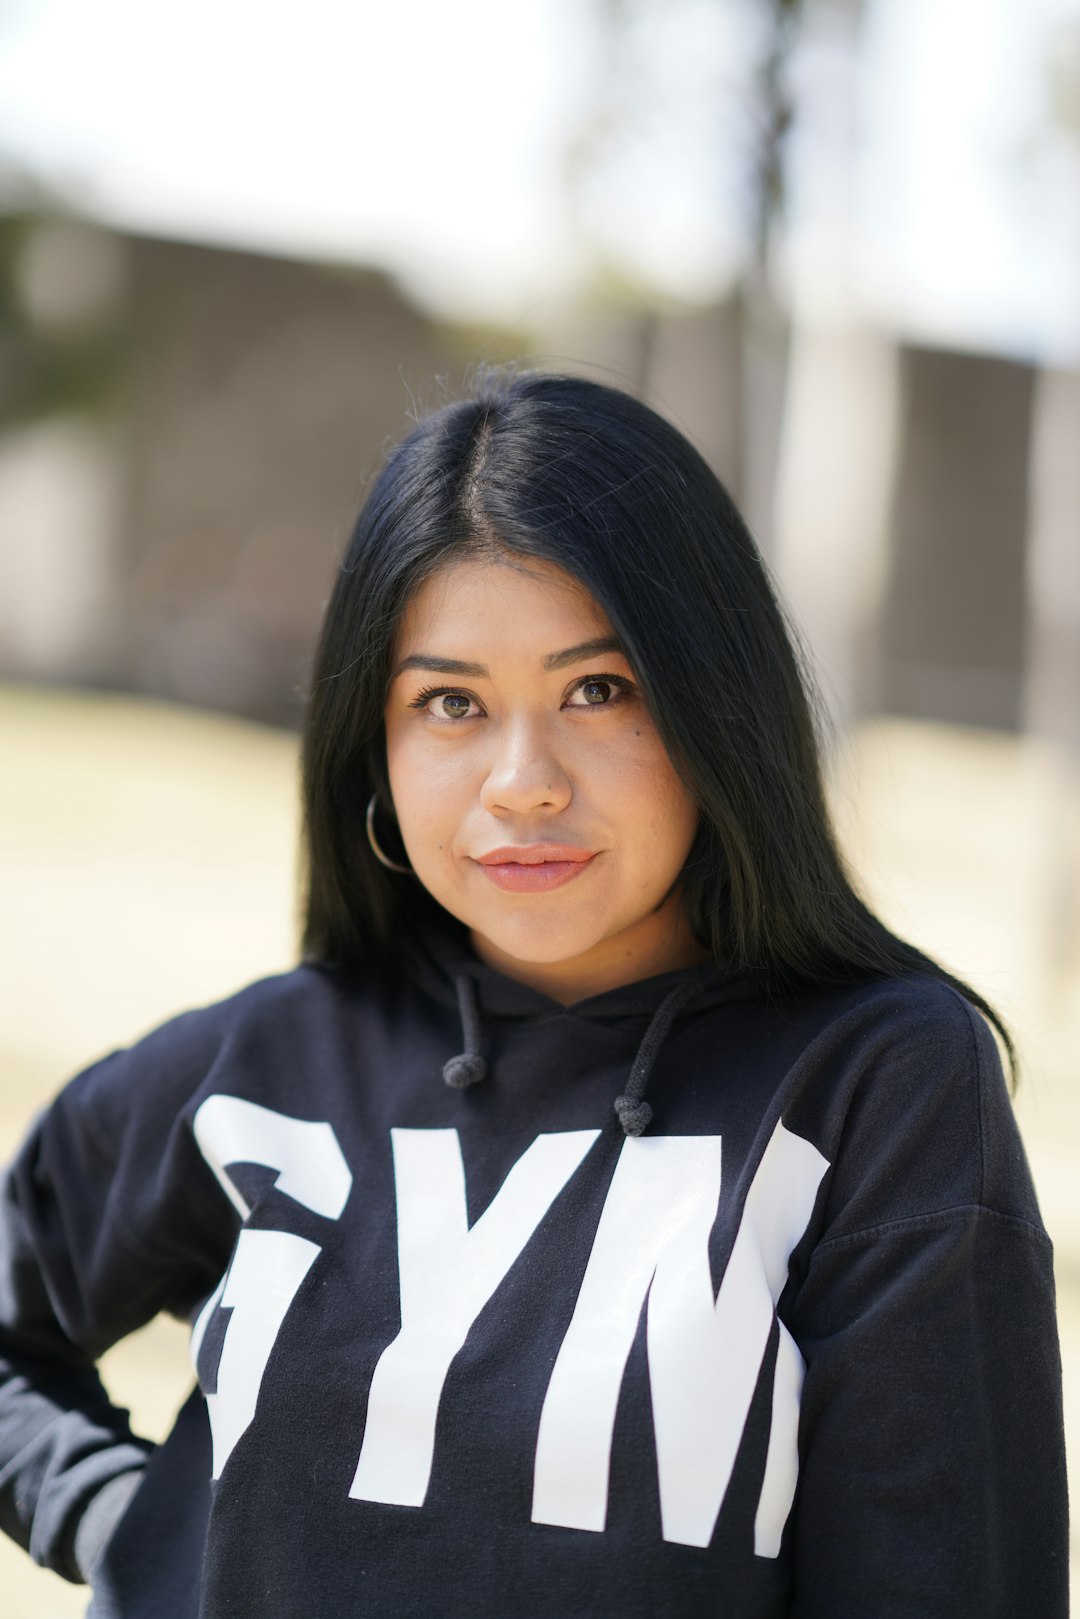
top-left (190, 1095), bottom-right (353, 1478)
top-left (190, 1100), bottom-right (828, 1556)
top-left (351, 1128), bottom-right (600, 1507)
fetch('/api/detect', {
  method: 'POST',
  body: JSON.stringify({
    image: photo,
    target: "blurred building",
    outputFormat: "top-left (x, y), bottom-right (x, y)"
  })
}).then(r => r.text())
top-left (772, 323), bottom-right (1080, 751)
top-left (0, 207), bottom-right (1078, 753)
top-left (0, 215), bottom-right (508, 726)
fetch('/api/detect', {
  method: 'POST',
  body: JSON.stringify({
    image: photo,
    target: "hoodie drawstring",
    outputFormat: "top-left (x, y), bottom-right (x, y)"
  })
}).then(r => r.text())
top-left (443, 975), bottom-right (488, 1088)
top-left (612, 977), bottom-right (706, 1136)
top-left (442, 968), bottom-right (706, 1133)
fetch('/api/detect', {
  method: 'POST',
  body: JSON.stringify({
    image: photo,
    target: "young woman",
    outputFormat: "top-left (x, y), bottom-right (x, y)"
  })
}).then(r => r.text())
top-left (0, 372), bottom-right (1067, 1617)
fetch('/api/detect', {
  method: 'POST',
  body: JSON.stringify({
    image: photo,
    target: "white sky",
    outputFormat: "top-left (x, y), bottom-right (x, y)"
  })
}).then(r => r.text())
top-left (854, 0), bottom-right (1080, 360)
top-left (0, 0), bottom-right (1077, 358)
top-left (0, 0), bottom-right (594, 315)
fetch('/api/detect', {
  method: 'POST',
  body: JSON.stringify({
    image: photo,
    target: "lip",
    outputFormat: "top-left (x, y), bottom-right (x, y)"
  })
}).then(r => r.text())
top-left (475, 845), bottom-right (595, 866)
top-left (473, 844), bottom-right (597, 894)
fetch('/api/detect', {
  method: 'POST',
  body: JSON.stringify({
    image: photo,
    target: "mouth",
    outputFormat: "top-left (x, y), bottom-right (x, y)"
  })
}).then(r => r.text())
top-left (473, 845), bottom-right (597, 893)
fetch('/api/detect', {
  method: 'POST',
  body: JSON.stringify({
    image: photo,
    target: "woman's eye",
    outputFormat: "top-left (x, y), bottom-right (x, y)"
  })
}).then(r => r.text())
top-left (430, 692), bottom-right (476, 720)
top-left (407, 687), bottom-right (480, 721)
top-left (564, 674), bottom-right (634, 708)
top-left (407, 674), bottom-right (633, 720)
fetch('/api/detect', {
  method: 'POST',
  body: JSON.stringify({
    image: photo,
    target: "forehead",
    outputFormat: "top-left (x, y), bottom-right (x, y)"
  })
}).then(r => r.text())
top-left (394, 556), bottom-right (612, 651)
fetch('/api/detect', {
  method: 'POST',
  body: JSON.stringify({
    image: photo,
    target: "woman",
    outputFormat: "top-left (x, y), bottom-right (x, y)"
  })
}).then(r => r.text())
top-left (0, 371), bottom-right (1067, 1617)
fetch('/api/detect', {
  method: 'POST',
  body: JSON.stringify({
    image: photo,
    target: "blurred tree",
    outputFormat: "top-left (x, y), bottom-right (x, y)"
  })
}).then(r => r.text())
top-left (750, 0), bottom-right (801, 279)
top-left (569, 0), bottom-right (814, 288)
top-left (0, 209), bottom-right (129, 425)
top-left (1045, 14), bottom-right (1080, 138)
top-left (555, 0), bottom-right (852, 550)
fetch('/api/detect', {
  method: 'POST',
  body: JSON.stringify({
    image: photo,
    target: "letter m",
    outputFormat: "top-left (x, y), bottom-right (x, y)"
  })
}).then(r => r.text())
top-left (531, 1122), bottom-right (828, 1553)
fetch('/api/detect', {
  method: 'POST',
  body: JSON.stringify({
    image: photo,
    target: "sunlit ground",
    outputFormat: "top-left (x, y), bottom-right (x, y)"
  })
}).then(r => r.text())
top-left (1, 683), bottom-right (1076, 1615)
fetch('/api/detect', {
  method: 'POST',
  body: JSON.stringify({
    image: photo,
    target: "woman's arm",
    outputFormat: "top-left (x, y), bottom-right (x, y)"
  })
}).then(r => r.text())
top-left (0, 1014), bottom-right (239, 1584)
top-left (0, 1140), bottom-right (157, 1582)
top-left (0, 1322), bottom-right (152, 1582)
top-left (790, 1200), bottom-right (1064, 1614)
top-left (786, 993), bottom-right (1068, 1617)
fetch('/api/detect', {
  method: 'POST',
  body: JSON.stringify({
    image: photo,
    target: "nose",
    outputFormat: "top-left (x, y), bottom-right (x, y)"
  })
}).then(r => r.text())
top-left (479, 717), bottom-right (573, 817)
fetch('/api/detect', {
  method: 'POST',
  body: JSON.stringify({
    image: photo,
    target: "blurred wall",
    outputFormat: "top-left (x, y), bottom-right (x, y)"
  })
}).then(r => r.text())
top-left (0, 217), bottom-right (516, 725)
top-left (1, 209), bottom-right (1079, 759)
top-left (879, 345), bottom-right (1034, 731)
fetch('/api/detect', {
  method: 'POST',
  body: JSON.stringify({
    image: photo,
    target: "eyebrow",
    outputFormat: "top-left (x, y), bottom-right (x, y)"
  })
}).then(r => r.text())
top-left (391, 635), bottom-right (626, 679)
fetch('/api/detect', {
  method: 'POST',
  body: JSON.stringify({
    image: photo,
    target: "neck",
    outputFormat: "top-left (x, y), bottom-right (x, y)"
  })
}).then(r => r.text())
top-left (468, 914), bottom-right (712, 1006)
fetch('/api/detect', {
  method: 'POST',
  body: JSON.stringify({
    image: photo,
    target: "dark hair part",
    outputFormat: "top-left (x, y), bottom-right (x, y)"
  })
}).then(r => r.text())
top-left (300, 370), bottom-right (1015, 1078)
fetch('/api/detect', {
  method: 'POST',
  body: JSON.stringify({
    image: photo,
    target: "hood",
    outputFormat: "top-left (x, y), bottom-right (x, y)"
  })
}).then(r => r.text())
top-left (399, 899), bottom-right (759, 1136)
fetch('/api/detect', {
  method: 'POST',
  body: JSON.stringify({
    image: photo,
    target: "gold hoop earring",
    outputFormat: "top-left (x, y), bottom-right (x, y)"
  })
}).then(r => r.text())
top-left (366, 793), bottom-right (412, 874)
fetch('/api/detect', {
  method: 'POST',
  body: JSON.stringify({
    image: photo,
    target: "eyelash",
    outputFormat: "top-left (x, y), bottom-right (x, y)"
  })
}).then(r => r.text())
top-left (406, 673), bottom-right (637, 723)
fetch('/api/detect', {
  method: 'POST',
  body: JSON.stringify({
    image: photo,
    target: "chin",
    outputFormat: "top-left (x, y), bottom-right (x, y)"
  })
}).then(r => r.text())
top-left (470, 913), bottom-right (608, 968)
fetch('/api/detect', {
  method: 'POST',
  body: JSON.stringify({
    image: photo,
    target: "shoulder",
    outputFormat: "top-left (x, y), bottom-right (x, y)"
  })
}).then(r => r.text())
top-left (777, 972), bottom-right (1042, 1239)
top-left (51, 961), bottom-right (375, 1141)
top-left (783, 969), bottom-right (993, 1075)
top-left (94, 960), bottom-right (345, 1061)
top-left (781, 970), bottom-right (1003, 1114)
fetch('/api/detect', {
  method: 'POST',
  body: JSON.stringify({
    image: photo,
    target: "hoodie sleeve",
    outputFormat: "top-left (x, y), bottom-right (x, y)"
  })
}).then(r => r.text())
top-left (0, 1005), bottom-right (241, 1584)
top-left (785, 989), bottom-right (1068, 1618)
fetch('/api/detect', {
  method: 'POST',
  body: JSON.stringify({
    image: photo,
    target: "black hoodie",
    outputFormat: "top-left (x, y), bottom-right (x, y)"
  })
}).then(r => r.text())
top-left (0, 908), bottom-right (1067, 1617)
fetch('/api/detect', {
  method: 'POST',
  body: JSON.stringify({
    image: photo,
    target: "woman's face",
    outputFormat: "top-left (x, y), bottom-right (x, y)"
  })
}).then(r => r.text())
top-left (383, 554), bottom-right (706, 1002)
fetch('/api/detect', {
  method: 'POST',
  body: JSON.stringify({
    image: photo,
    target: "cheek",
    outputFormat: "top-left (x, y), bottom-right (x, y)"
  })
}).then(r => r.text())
top-left (386, 735), bottom-right (476, 865)
top-left (599, 737), bottom-right (699, 860)
top-left (388, 729), bottom-right (465, 805)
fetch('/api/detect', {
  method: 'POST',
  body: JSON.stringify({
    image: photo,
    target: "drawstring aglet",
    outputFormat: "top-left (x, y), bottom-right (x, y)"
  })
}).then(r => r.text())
top-left (443, 1053), bottom-right (487, 1088)
top-left (613, 1095), bottom-right (653, 1135)
top-left (444, 973), bottom-right (487, 1089)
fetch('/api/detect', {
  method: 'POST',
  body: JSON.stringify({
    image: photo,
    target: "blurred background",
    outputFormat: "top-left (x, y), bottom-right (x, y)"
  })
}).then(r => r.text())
top-left (0, 0), bottom-right (1076, 1609)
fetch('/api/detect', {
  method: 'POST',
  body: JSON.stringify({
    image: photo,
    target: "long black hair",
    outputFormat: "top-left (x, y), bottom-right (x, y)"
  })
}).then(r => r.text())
top-left (300, 369), bottom-right (1015, 1074)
